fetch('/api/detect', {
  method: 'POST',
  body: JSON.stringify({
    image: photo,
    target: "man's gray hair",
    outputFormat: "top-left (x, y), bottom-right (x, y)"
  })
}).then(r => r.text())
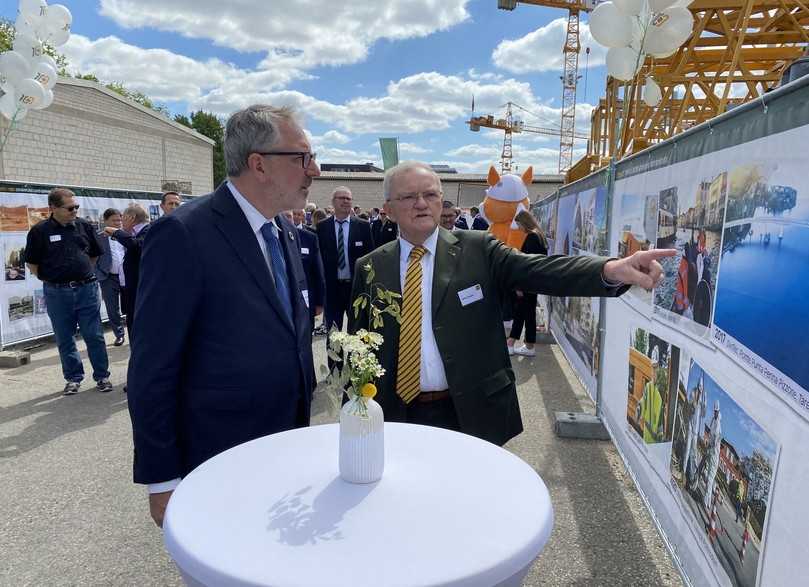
top-left (224, 105), bottom-right (299, 177)
top-left (124, 203), bottom-right (149, 224)
top-left (331, 186), bottom-right (352, 198)
top-left (382, 161), bottom-right (440, 201)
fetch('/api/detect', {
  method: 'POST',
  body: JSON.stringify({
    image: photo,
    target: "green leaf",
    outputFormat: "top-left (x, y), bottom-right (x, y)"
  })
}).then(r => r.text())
top-left (367, 266), bottom-right (376, 284)
top-left (352, 296), bottom-right (363, 309)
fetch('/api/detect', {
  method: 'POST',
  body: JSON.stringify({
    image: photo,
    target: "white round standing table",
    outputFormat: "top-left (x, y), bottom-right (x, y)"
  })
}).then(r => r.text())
top-left (164, 423), bottom-right (554, 587)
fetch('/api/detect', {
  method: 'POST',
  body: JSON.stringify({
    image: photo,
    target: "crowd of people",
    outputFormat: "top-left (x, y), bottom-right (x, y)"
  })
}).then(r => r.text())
top-left (24, 103), bottom-right (671, 528)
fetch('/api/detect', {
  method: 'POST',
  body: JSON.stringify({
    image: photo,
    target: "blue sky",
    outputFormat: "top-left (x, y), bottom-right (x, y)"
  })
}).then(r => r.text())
top-left (2, 1), bottom-right (612, 173)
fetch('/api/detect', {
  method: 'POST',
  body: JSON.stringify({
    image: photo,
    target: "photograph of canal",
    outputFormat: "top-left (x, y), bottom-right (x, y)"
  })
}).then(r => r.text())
top-left (670, 360), bottom-right (779, 587)
top-left (614, 182), bottom-right (659, 312)
top-left (712, 148), bottom-right (809, 418)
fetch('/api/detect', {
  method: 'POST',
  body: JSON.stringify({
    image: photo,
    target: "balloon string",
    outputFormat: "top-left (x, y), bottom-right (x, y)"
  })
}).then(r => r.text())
top-left (0, 107), bottom-right (22, 154)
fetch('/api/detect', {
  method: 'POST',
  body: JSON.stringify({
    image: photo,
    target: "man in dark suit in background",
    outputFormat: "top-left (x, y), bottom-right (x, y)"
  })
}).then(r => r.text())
top-left (127, 104), bottom-right (320, 527)
top-left (283, 209), bottom-right (326, 331)
top-left (470, 205), bottom-right (489, 230)
top-left (104, 204), bottom-right (150, 339)
top-left (315, 187), bottom-right (373, 332)
top-left (349, 161), bottom-right (673, 446)
top-left (371, 209), bottom-right (398, 248)
top-left (96, 208), bottom-right (126, 346)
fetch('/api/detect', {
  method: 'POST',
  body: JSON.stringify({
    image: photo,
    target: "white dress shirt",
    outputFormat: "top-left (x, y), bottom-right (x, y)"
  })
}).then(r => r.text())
top-left (109, 238), bottom-right (125, 276)
top-left (334, 216), bottom-right (352, 280)
top-left (398, 228), bottom-right (449, 392)
top-left (148, 181), bottom-right (277, 495)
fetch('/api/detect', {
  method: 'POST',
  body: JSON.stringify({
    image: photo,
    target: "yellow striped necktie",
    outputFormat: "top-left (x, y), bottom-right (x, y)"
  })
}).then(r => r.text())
top-left (396, 245), bottom-right (427, 404)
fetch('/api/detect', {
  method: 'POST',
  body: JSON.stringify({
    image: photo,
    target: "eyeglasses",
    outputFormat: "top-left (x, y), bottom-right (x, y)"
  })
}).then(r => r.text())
top-left (61, 205), bottom-right (80, 212)
top-left (256, 151), bottom-right (317, 169)
top-left (392, 191), bottom-right (442, 206)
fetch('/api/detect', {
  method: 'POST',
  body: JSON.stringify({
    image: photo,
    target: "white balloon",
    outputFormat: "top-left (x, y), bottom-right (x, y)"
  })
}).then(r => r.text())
top-left (649, 0), bottom-right (677, 11)
top-left (13, 32), bottom-right (45, 62)
top-left (671, 0), bottom-right (693, 6)
top-left (0, 90), bottom-right (17, 120)
top-left (14, 13), bottom-right (38, 38)
top-left (15, 78), bottom-right (46, 110)
top-left (642, 6), bottom-right (694, 55)
top-left (0, 51), bottom-right (32, 86)
top-left (589, 2), bottom-right (635, 48)
top-left (607, 46), bottom-right (643, 81)
top-left (34, 54), bottom-right (58, 73)
top-left (614, 0), bottom-right (646, 16)
top-left (32, 62), bottom-right (57, 90)
top-left (37, 88), bottom-right (54, 110)
top-left (651, 47), bottom-right (679, 58)
top-left (46, 4), bottom-right (73, 28)
top-left (46, 25), bottom-right (71, 48)
top-left (643, 77), bottom-right (662, 106)
top-left (18, 0), bottom-right (47, 20)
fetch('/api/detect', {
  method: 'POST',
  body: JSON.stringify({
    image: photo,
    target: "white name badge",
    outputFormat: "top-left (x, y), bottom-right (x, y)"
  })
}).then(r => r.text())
top-left (458, 284), bottom-right (483, 307)
top-left (302, 289), bottom-right (309, 308)
top-left (354, 241), bottom-right (363, 246)
top-left (301, 247), bottom-right (310, 255)
top-left (50, 235), bottom-right (62, 242)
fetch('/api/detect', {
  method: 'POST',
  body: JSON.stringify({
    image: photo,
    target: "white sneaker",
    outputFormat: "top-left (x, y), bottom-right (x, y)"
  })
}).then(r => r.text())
top-left (514, 345), bottom-right (536, 357)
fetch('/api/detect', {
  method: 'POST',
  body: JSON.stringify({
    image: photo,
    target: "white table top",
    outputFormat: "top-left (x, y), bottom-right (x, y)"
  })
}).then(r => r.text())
top-left (164, 423), bottom-right (554, 587)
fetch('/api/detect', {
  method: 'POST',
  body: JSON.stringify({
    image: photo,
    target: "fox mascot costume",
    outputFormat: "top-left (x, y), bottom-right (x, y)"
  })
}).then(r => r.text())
top-left (479, 165), bottom-right (533, 249)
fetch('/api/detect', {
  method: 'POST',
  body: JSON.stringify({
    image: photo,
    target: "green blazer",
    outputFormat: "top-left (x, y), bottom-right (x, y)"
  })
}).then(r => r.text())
top-left (348, 228), bottom-right (626, 446)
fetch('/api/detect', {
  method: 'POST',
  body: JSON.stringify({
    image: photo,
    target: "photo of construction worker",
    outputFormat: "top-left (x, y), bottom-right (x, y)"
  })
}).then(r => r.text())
top-left (626, 327), bottom-right (680, 444)
top-left (670, 360), bottom-right (779, 587)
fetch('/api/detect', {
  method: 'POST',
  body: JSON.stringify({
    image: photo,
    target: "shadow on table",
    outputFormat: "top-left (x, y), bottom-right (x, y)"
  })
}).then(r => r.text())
top-left (267, 477), bottom-right (376, 546)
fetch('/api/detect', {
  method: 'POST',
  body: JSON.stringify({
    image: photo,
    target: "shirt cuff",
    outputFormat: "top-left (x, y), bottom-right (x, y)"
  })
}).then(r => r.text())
top-left (148, 479), bottom-right (181, 494)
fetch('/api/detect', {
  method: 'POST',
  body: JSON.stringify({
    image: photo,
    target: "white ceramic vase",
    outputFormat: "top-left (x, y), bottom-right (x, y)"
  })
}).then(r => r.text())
top-left (339, 397), bottom-right (384, 484)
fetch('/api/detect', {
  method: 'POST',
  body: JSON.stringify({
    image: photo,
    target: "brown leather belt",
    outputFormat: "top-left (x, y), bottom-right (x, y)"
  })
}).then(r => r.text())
top-left (416, 390), bottom-right (450, 403)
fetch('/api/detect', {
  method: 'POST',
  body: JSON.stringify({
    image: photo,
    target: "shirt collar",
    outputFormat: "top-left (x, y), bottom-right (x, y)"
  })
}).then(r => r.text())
top-left (399, 227), bottom-right (439, 261)
top-left (227, 180), bottom-right (278, 233)
top-left (133, 222), bottom-right (148, 235)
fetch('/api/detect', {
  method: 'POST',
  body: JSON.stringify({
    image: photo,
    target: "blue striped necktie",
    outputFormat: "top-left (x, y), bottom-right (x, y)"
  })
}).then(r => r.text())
top-left (260, 222), bottom-right (293, 322)
top-left (337, 220), bottom-right (347, 271)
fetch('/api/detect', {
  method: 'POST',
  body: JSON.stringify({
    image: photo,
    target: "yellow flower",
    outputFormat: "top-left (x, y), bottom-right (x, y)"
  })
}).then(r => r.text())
top-left (360, 383), bottom-right (377, 399)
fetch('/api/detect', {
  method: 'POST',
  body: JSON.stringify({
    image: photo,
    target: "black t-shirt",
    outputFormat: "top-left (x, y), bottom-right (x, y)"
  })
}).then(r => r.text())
top-left (24, 216), bottom-right (103, 283)
top-left (521, 231), bottom-right (549, 256)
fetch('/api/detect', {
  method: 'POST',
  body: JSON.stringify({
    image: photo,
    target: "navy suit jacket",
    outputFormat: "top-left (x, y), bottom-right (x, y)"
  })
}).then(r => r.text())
top-left (472, 215), bottom-right (489, 230)
top-left (296, 226), bottom-right (326, 311)
top-left (94, 233), bottom-right (113, 281)
top-left (315, 216), bottom-right (373, 293)
top-left (127, 183), bottom-right (314, 484)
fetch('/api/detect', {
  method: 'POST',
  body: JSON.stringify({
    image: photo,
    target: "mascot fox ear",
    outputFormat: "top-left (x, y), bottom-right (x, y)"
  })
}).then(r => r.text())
top-left (487, 166), bottom-right (501, 187)
top-left (521, 166), bottom-right (533, 186)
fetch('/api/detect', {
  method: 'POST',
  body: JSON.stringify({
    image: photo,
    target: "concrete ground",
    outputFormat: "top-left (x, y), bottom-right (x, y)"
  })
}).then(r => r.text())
top-left (0, 329), bottom-right (683, 586)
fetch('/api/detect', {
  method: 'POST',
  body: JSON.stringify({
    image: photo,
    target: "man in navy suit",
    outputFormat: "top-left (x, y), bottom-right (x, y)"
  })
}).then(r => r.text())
top-left (282, 209), bottom-right (326, 331)
top-left (127, 104), bottom-right (320, 527)
top-left (315, 187), bottom-right (373, 332)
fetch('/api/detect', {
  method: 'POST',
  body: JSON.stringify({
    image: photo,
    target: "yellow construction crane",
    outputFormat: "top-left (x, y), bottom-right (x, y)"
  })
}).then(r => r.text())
top-left (467, 101), bottom-right (589, 173)
top-left (497, 0), bottom-right (596, 172)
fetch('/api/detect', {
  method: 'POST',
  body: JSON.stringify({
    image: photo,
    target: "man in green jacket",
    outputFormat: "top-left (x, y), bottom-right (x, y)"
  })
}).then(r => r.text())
top-left (349, 161), bottom-right (672, 446)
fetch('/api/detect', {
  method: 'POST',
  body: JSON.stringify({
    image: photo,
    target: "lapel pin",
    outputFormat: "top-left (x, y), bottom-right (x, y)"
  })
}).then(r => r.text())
top-left (288, 231), bottom-right (295, 241)
top-left (449, 248), bottom-right (457, 256)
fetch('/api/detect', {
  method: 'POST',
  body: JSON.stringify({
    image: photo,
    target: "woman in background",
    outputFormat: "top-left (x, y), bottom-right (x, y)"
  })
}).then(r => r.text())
top-left (507, 210), bottom-right (549, 357)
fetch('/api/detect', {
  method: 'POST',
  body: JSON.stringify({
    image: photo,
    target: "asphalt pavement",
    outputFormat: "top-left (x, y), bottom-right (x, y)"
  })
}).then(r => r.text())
top-left (0, 329), bottom-right (683, 586)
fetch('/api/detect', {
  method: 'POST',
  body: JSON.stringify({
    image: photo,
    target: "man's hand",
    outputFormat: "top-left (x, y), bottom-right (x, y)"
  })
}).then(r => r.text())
top-left (102, 226), bottom-right (117, 237)
top-left (314, 305), bottom-right (324, 317)
top-left (149, 491), bottom-right (173, 528)
top-left (603, 249), bottom-right (676, 290)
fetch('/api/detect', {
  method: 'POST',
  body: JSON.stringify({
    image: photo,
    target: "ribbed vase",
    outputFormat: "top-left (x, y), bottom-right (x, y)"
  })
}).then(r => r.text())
top-left (339, 397), bottom-right (384, 484)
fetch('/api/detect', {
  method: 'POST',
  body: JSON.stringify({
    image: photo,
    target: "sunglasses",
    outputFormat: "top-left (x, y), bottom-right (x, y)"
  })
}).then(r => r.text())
top-left (61, 205), bottom-right (80, 212)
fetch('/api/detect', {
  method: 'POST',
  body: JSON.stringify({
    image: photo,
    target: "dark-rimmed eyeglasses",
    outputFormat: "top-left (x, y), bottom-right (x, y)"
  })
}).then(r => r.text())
top-left (60, 205), bottom-right (80, 212)
top-left (256, 151), bottom-right (317, 169)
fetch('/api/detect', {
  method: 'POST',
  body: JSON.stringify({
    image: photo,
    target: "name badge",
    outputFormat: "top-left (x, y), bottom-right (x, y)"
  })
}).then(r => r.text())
top-left (301, 247), bottom-right (310, 255)
top-left (50, 235), bottom-right (62, 242)
top-left (355, 241), bottom-right (364, 246)
top-left (302, 289), bottom-right (309, 308)
top-left (458, 284), bottom-right (483, 307)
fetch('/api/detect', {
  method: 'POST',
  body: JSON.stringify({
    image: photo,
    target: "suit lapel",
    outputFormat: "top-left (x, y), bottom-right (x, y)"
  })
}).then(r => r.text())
top-left (432, 228), bottom-right (461, 317)
top-left (211, 185), bottom-right (294, 335)
top-left (276, 215), bottom-right (305, 332)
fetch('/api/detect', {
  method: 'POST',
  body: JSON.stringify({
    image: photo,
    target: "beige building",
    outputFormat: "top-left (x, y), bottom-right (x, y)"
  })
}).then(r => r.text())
top-left (0, 78), bottom-right (214, 195)
top-left (309, 172), bottom-right (564, 212)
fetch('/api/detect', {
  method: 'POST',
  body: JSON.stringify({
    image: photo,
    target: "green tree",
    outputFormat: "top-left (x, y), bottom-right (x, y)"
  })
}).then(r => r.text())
top-left (0, 18), bottom-right (69, 75)
top-left (184, 110), bottom-right (226, 186)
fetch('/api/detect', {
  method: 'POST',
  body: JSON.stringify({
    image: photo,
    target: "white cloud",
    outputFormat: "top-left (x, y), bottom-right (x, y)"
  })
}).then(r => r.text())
top-left (321, 130), bottom-right (352, 144)
top-left (99, 0), bottom-right (471, 68)
top-left (399, 142), bottom-right (431, 154)
top-left (447, 144), bottom-right (500, 158)
top-left (492, 18), bottom-right (607, 74)
top-left (62, 34), bottom-right (307, 103)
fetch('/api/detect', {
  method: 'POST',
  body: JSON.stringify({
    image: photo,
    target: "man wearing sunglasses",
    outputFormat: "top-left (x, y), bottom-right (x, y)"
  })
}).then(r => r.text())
top-left (24, 187), bottom-right (113, 396)
top-left (127, 104), bottom-right (321, 527)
